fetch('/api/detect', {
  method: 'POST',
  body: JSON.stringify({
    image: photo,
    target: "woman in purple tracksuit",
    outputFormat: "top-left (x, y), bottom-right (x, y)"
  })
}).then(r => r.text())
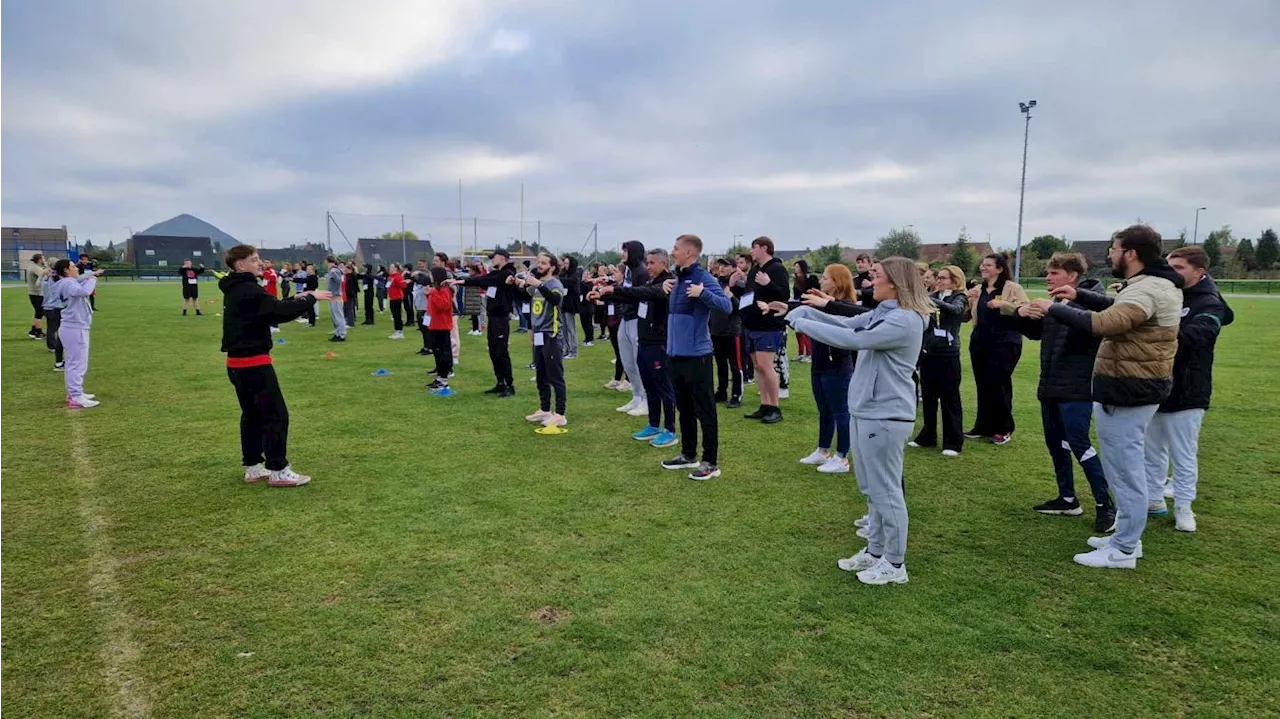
top-left (51, 259), bottom-right (104, 409)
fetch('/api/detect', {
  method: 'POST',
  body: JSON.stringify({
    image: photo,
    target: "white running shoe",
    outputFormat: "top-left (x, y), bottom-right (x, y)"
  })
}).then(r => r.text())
top-left (817, 456), bottom-right (850, 474)
top-left (268, 466), bottom-right (311, 487)
top-left (855, 526), bottom-right (871, 539)
top-left (1085, 536), bottom-right (1144, 557)
top-left (626, 404), bottom-right (649, 417)
top-left (1073, 546), bottom-right (1137, 569)
top-left (605, 379), bottom-right (621, 390)
top-left (779, 388), bottom-right (789, 399)
top-left (389, 331), bottom-right (404, 340)
top-left (799, 449), bottom-right (830, 465)
top-left (1163, 477), bottom-right (1174, 499)
top-left (854, 514), bottom-right (870, 528)
top-left (542, 413), bottom-right (567, 427)
top-left (82, 394), bottom-right (97, 400)
top-left (856, 557), bottom-right (908, 585)
top-left (1174, 503), bottom-right (1197, 532)
top-left (68, 395), bottom-right (100, 409)
top-left (616, 399), bottom-right (637, 413)
top-left (616, 380), bottom-right (632, 392)
top-left (243, 464), bottom-right (271, 483)
top-left (906, 441), bottom-right (921, 448)
top-left (941, 449), bottom-right (960, 458)
top-left (269, 326), bottom-right (280, 334)
top-left (837, 548), bottom-right (878, 572)
top-left (525, 410), bottom-right (553, 423)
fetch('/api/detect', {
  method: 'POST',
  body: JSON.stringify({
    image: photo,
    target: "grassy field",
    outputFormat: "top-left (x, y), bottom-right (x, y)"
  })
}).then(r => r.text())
top-left (3, 283), bottom-right (1278, 717)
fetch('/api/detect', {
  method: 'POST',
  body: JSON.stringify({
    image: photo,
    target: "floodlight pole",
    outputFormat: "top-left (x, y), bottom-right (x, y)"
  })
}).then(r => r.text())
top-left (1193, 207), bottom-right (1206, 245)
top-left (401, 213), bottom-right (407, 264)
top-left (1013, 100), bottom-right (1036, 282)
top-left (326, 211), bottom-right (332, 252)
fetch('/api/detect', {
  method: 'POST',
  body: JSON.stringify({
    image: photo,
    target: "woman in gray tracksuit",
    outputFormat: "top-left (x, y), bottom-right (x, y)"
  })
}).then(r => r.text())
top-left (785, 257), bottom-right (932, 586)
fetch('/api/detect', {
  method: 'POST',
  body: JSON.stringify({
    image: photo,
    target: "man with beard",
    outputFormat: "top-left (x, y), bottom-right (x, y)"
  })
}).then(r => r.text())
top-left (447, 249), bottom-right (518, 396)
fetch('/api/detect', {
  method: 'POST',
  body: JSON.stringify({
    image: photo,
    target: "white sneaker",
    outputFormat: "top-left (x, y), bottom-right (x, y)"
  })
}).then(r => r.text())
top-left (837, 548), bottom-right (878, 572)
top-left (1085, 536), bottom-right (1144, 558)
top-left (268, 466), bottom-right (311, 487)
top-left (817, 456), bottom-right (850, 474)
top-left (941, 449), bottom-right (960, 457)
top-left (1073, 546), bottom-right (1137, 569)
top-left (68, 394), bottom-right (100, 409)
top-left (616, 399), bottom-right (637, 413)
top-left (906, 441), bottom-right (920, 448)
top-left (799, 449), bottom-right (830, 465)
top-left (1174, 503), bottom-right (1197, 532)
top-left (542, 413), bottom-right (567, 427)
top-left (854, 514), bottom-right (870, 528)
top-left (856, 557), bottom-right (908, 585)
top-left (855, 526), bottom-right (871, 539)
top-left (389, 331), bottom-right (404, 340)
top-left (626, 404), bottom-right (649, 417)
top-left (605, 379), bottom-right (621, 390)
top-left (1162, 477), bottom-right (1174, 499)
top-left (243, 464), bottom-right (271, 483)
top-left (525, 410), bottom-right (552, 423)
top-left (616, 380), bottom-right (632, 392)
top-left (779, 388), bottom-right (789, 399)
top-left (270, 326), bottom-right (280, 334)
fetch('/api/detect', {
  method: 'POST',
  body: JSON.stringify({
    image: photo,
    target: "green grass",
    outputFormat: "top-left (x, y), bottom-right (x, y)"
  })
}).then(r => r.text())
top-left (3, 284), bottom-right (1278, 718)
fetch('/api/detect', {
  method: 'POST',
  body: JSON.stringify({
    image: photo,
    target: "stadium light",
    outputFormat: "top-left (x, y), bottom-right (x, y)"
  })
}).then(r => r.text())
top-left (1013, 99), bottom-right (1037, 282)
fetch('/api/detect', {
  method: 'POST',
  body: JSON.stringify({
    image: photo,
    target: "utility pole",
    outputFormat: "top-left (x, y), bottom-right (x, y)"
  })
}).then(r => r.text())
top-left (1193, 207), bottom-right (1207, 245)
top-left (401, 213), bottom-right (407, 264)
top-left (326, 211), bottom-right (332, 252)
top-left (1014, 99), bottom-right (1037, 282)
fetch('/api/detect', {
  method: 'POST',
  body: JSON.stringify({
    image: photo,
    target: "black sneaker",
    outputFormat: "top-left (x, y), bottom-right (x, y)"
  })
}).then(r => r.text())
top-left (689, 462), bottom-right (721, 481)
top-left (328, 336), bottom-right (346, 342)
top-left (1033, 497), bottom-right (1083, 516)
top-left (726, 397), bottom-right (742, 409)
top-left (182, 310), bottom-right (188, 316)
top-left (483, 385), bottom-right (503, 394)
top-left (963, 429), bottom-right (986, 440)
top-left (196, 310), bottom-right (203, 316)
top-left (426, 379), bottom-right (443, 390)
top-left (761, 407), bottom-right (783, 424)
top-left (417, 348), bottom-right (431, 356)
top-left (27, 331), bottom-right (39, 340)
top-left (744, 406), bottom-right (768, 420)
top-left (662, 455), bottom-right (700, 470)
top-left (1094, 505), bottom-right (1118, 533)
top-left (714, 390), bottom-right (728, 403)
top-left (497, 385), bottom-right (515, 398)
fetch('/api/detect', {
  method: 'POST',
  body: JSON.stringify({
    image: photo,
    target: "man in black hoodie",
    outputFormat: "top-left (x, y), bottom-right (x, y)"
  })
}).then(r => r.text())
top-left (1143, 245), bottom-right (1234, 533)
top-left (220, 245), bottom-right (332, 487)
top-left (447, 249), bottom-right (519, 396)
top-left (615, 240), bottom-right (651, 413)
top-left (559, 255), bottom-right (582, 358)
top-left (710, 258), bottom-right (743, 408)
top-left (740, 236), bottom-right (791, 424)
top-left (1016, 252), bottom-right (1115, 533)
top-left (853, 253), bottom-right (879, 309)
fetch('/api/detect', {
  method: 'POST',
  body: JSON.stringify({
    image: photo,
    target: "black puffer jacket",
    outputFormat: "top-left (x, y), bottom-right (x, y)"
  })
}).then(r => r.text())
top-left (1015, 278), bottom-right (1104, 402)
top-left (922, 290), bottom-right (968, 357)
top-left (609, 269), bottom-right (673, 345)
top-left (619, 241), bottom-right (649, 321)
top-left (561, 259), bottom-right (582, 314)
top-left (1161, 275), bottom-right (1233, 412)
top-left (709, 275), bottom-right (742, 337)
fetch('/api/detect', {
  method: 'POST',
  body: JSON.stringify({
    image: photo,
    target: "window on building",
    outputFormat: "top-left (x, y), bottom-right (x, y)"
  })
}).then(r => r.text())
top-left (145, 249), bottom-right (155, 256)
top-left (192, 250), bottom-right (202, 257)
top-left (158, 260), bottom-right (168, 266)
top-left (373, 253), bottom-right (381, 260)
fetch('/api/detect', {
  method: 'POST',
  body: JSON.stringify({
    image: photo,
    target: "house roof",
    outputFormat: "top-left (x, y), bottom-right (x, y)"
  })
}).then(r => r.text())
top-left (355, 237), bottom-right (435, 261)
top-left (1070, 238), bottom-right (1183, 268)
top-left (771, 249), bottom-right (812, 262)
top-left (918, 242), bottom-right (995, 263)
top-left (138, 214), bottom-right (240, 246)
top-left (3, 226), bottom-right (68, 246)
top-left (839, 248), bottom-right (879, 263)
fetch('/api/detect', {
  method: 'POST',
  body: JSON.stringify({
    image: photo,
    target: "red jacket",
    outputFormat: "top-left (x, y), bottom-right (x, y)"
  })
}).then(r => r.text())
top-left (388, 273), bottom-right (406, 300)
top-left (426, 287), bottom-right (455, 330)
top-left (262, 268), bottom-right (278, 296)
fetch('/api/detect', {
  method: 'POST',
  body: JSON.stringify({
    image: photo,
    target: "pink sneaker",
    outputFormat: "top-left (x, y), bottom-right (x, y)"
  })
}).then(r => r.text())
top-left (525, 410), bottom-right (552, 423)
top-left (268, 466), bottom-right (311, 487)
top-left (541, 413), bottom-right (567, 427)
top-left (67, 395), bottom-right (100, 409)
top-left (243, 464), bottom-right (271, 483)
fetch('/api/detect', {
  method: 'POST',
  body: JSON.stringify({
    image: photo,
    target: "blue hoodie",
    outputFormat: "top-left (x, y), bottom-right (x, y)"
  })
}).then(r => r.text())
top-left (666, 262), bottom-right (732, 358)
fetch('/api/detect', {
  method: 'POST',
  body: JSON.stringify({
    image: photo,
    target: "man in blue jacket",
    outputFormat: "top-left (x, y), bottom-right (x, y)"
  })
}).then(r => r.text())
top-left (658, 235), bottom-right (733, 480)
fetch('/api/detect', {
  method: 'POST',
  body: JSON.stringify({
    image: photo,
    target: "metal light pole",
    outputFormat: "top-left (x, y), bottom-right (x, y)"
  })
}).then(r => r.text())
top-left (1013, 99), bottom-right (1037, 282)
top-left (1193, 206), bottom-right (1207, 245)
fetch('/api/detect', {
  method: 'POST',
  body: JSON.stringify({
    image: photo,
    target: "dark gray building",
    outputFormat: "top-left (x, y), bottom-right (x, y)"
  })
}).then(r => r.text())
top-left (258, 243), bottom-right (330, 267)
top-left (356, 238), bottom-right (435, 267)
top-left (126, 235), bottom-right (215, 268)
top-left (3, 226), bottom-right (70, 275)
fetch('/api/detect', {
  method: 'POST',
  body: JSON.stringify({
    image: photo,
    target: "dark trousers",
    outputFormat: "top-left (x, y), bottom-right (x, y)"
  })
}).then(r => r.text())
top-left (738, 327), bottom-right (754, 381)
top-left (227, 364), bottom-right (290, 471)
top-left (470, 315), bottom-right (480, 332)
top-left (344, 298), bottom-right (357, 327)
top-left (282, 283), bottom-right (292, 299)
top-left (46, 308), bottom-right (64, 363)
top-left (580, 308), bottom-right (595, 343)
top-left (376, 286), bottom-right (385, 311)
top-left (970, 339), bottom-right (1021, 436)
top-left (917, 352), bottom-right (964, 452)
top-left (534, 340), bottom-right (567, 414)
top-left (712, 335), bottom-right (743, 400)
top-left (419, 321), bottom-right (431, 350)
top-left (594, 305), bottom-right (609, 339)
top-left (487, 318), bottom-right (513, 385)
top-left (305, 303), bottom-right (316, 326)
top-left (609, 326), bottom-right (625, 381)
top-left (390, 299), bottom-right (405, 331)
top-left (1042, 400), bottom-right (1112, 506)
top-left (89, 294), bottom-right (96, 311)
top-left (430, 329), bottom-right (453, 379)
top-left (637, 343), bottom-right (677, 431)
top-left (405, 303), bottom-right (417, 328)
top-left (813, 368), bottom-right (854, 456)
top-left (671, 355), bottom-right (718, 464)
top-left (363, 289), bottom-right (375, 323)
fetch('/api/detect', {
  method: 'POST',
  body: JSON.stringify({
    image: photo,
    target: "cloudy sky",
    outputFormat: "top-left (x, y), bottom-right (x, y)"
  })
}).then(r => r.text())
top-left (3, 0), bottom-right (1278, 255)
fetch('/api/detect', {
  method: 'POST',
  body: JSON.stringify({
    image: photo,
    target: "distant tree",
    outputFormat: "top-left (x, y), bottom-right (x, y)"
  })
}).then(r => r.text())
top-left (82, 239), bottom-right (96, 254)
top-left (804, 243), bottom-right (844, 272)
top-left (596, 250), bottom-right (622, 266)
top-left (1027, 234), bottom-right (1068, 260)
top-left (1236, 238), bottom-right (1258, 271)
top-left (379, 230), bottom-right (420, 241)
top-left (1018, 252), bottom-right (1046, 278)
top-left (1202, 233), bottom-right (1223, 272)
top-left (1205, 225), bottom-right (1234, 248)
top-left (724, 242), bottom-right (750, 258)
top-left (949, 228), bottom-right (979, 276)
top-left (1256, 228), bottom-right (1279, 270)
top-left (875, 228), bottom-right (921, 259)
top-left (89, 248), bottom-right (117, 264)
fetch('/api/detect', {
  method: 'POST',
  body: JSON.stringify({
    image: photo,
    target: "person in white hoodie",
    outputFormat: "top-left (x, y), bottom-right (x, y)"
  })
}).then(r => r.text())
top-left (784, 257), bottom-right (932, 586)
top-left (51, 259), bottom-right (105, 408)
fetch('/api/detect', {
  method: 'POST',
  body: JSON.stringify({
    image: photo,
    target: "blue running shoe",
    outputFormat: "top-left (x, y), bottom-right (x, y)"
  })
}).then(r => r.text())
top-left (650, 430), bottom-right (678, 448)
top-left (1147, 500), bottom-right (1168, 517)
top-left (632, 426), bottom-right (661, 441)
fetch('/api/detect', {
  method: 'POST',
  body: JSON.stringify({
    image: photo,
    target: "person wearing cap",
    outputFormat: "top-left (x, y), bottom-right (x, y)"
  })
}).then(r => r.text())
top-left (447, 249), bottom-right (519, 396)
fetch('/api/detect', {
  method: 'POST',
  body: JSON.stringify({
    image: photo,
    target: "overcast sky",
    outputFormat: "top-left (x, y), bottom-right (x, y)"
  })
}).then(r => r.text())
top-left (3, 0), bottom-right (1278, 254)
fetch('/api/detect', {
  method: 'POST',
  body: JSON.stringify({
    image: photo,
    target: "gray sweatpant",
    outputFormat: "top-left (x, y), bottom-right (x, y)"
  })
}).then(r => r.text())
top-left (619, 318), bottom-right (646, 403)
top-left (561, 311), bottom-right (579, 356)
top-left (1094, 403), bottom-right (1159, 554)
top-left (329, 300), bottom-right (347, 338)
top-left (851, 416), bottom-right (914, 565)
top-left (1144, 408), bottom-right (1204, 506)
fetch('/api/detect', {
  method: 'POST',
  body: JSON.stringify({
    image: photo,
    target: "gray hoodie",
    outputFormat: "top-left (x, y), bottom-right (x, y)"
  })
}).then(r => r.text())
top-left (55, 275), bottom-right (98, 328)
top-left (42, 274), bottom-right (66, 310)
top-left (529, 277), bottom-right (565, 338)
top-left (787, 300), bottom-right (925, 421)
top-left (325, 265), bottom-right (344, 295)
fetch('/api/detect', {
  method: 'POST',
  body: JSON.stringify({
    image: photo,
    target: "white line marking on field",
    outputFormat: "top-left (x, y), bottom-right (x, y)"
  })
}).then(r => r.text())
top-left (69, 416), bottom-right (152, 718)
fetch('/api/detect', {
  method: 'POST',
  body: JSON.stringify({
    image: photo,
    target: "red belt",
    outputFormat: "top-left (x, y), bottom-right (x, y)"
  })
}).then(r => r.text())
top-left (227, 354), bottom-right (273, 368)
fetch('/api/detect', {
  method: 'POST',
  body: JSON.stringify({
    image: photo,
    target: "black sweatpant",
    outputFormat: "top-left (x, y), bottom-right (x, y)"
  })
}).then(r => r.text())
top-left (430, 329), bottom-right (453, 379)
top-left (917, 352), bottom-right (964, 452)
top-left (487, 317), bottom-right (513, 386)
top-left (227, 364), bottom-right (290, 471)
top-left (712, 334), bottom-right (743, 400)
top-left (419, 321), bottom-right (431, 350)
top-left (363, 289), bottom-right (375, 324)
top-left (671, 355), bottom-right (718, 465)
top-left (609, 327), bottom-right (625, 381)
top-left (305, 303), bottom-right (316, 327)
top-left (390, 299), bottom-right (405, 331)
top-left (46, 308), bottom-right (64, 363)
top-left (969, 339), bottom-right (1021, 436)
top-left (534, 340), bottom-right (567, 414)
top-left (580, 308), bottom-right (595, 343)
top-left (738, 327), bottom-right (754, 382)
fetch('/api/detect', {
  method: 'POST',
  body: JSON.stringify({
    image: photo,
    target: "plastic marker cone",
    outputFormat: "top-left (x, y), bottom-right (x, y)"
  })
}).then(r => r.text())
top-left (277, 338), bottom-right (287, 344)
top-left (535, 425), bottom-right (568, 435)
top-left (324, 351), bottom-right (338, 359)
top-left (431, 387), bottom-right (456, 397)
top-left (371, 368), bottom-right (390, 376)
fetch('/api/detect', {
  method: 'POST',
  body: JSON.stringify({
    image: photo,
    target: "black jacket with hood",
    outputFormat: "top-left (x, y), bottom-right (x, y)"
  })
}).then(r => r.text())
top-left (1014, 278), bottom-right (1105, 403)
top-left (461, 261), bottom-right (519, 318)
top-left (709, 274), bottom-right (742, 337)
top-left (922, 289), bottom-right (970, 358)
top-left (561, 257), bottom-right (582, 314)
top-left (619, 241), bottom-right (650, 321)
top-left (1161, 275), bottom-right (1234, 412)
top-left (220, 272), bottom-right (317, 358)
top-left (609, 268), bottom-right (674, 345)
top-left (790, 260), bottom-right (820, 300)
top-left (741, 256), bottom-right (791, 331)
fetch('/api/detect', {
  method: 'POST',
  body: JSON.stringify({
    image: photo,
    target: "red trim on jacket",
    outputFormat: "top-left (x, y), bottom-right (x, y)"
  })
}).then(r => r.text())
top-left (227, 354), bottom-right (273, 369)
